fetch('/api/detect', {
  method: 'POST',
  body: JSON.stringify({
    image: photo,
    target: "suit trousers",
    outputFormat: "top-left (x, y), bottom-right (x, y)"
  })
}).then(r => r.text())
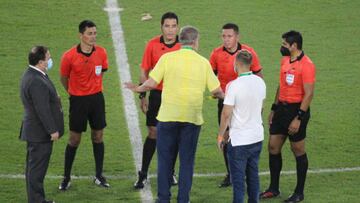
top-left (25, 141), bottom-right (53, 203)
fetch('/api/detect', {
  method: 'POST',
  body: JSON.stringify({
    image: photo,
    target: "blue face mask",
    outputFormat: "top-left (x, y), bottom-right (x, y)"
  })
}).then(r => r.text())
top-left (47, 58), bottom-right (53, 70)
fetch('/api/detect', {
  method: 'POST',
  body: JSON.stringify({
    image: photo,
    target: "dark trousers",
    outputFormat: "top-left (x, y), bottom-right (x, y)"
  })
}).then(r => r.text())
top-left (25, 142), bottom-right (53, 203)
top-left (156, 122), bottom-right (201, 203)
top-left (228, 141), bottom-right (262, 203)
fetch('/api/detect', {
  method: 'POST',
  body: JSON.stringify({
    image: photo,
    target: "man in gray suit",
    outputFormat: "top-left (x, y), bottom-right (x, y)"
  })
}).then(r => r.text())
top-left (20, 45), bottom-right (64, 203)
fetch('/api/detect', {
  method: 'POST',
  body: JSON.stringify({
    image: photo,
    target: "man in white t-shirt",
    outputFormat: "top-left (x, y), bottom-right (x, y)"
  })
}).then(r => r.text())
top-left (217, 50), bottom-right (266, 203)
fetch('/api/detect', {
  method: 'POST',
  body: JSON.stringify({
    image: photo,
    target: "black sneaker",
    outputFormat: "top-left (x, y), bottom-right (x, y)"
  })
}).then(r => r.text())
top-left (171, 174), bottom-right (178, 186)
top-left (94, 175), bottom-right (110, 188)
top-left (284, 193), bottom-right (304, 203)
top-left (58, 177), bottom-right (71, 191)
top-left (260, 188), bottom-right (281, 199)
top-left (134, 171), bottom-right (147, 189)
top-left (218, 174), bottom-right (231, 188)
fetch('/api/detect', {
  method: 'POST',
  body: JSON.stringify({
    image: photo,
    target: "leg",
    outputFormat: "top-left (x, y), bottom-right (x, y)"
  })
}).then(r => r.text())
top-left (63, 131), bottom-right (82, 179)
top-left (92, 129), bottom-right (104, 177)
top-left (177, 123), bottom-right (201, 203)
top-left (290, 140), bottom-right (308, 195)
top-left (157, 122), bottom-right (179, 203)
top-left (227, 143), bottom-right (247, 203)
top-left (246, 142), bottom-right (263, 203)
top-left (268, 134), bottom-right (286, 192)
top-left (218, 99), bottom-right (231, 187)
top-left (141, 126), bottom-right (157, 174)
top-left (26, 142), bottom-right (52, 203)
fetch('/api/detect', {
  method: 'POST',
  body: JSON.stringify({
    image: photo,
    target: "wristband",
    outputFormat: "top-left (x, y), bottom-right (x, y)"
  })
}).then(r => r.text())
top-left (271, 103), bottom-right (278, 111)
top-left (297, 109), bottom-right (306, 121)
top-left (138, 83), bottom-right (146, 99)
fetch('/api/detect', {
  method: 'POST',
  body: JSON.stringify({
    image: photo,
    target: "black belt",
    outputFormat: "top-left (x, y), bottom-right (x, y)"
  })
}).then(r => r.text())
top-left (278, 101), bottom-right (301, 106)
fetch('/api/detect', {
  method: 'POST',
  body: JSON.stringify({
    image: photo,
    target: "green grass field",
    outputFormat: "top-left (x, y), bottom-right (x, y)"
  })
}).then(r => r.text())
top-left (1, 0), bottom-right (360, 202)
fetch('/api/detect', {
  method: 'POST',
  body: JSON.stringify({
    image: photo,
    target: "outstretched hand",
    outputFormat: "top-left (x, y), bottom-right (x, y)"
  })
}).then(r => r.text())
top-left (124, 82), bottom-right (138, 92)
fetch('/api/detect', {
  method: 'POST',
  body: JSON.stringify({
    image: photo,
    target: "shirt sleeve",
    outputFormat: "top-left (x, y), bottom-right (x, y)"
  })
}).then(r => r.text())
top-left (141, 41), bottom-right (153, 71)
top-left (209, 50), bottom-right (217, 71)
top-left (302, 62), bottom-right (316, 84)
top-left (206, 61), bottom-right (220, 92)
top-left (249, 49), bottom-right (262, 73)
top-left (60, 53), bottom-right (71, 77)
top-left (102, 48), bottom-right (109, 70)
top-left (223, 82), bottom-right (235, 106)
top-left (149, 54), bottom-right (166, 83)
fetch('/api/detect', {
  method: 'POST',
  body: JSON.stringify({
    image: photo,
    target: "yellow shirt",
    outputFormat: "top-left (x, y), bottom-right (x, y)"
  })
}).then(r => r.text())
top-left (150, 48), bottom-right (220, 125)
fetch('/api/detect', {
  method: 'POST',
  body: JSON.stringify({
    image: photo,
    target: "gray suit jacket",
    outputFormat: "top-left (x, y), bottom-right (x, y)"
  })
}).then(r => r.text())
top-left (20, 67), bottom-right (64, 142)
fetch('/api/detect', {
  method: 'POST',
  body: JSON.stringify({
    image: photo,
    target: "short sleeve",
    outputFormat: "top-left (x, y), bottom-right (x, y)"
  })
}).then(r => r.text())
top-left (141, 41), bottom-right (153, 71)
top-left (302, 62), bottom-right (316, 84)
top-left (209, 50), bottom-right (217, 71)
top-left (206, 61), bottom-right (220, 92)
top-left (149, 55), bottom-right (166, 83)
top-left (223, 82), bottom-right (235, 106)
top-left (60, 53), bottom-right (71, 77)
top-left (249, 49), bottom-right (262, 73)
top-left (102, 48), bottom-right (109, 70)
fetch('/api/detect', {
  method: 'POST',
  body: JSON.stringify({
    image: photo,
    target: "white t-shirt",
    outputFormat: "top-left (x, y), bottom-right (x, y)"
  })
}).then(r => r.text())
top-left (223, 73), bottom-right (266, 146)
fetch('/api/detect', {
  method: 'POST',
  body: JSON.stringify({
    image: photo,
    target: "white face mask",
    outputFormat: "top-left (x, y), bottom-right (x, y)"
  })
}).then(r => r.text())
top-left (46, 58), bottom-right (53, 70)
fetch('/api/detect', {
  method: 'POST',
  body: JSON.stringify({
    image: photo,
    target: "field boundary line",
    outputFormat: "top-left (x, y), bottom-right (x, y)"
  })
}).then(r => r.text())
top-left (1, 166), bottom-right (360, 180)
top-left (104, 0), bottom-right (153, 202)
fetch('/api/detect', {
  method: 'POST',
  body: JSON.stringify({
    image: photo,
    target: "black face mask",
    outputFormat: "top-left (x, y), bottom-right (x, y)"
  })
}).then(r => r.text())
top-left (280, 46), bottom-right (291, 56)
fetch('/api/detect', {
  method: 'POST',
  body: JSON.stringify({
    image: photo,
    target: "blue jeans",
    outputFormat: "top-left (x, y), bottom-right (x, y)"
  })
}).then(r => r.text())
top-left (156, 121), bottom-right (201, 203)
top-left (228, 141), bottom-right (263, 203)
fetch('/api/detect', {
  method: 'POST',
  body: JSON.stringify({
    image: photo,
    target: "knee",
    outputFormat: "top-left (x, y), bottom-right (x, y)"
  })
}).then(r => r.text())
top-left (68, 133), bottom-right (81, 147)
top-left (291, 145), bottom-right (305, 156)
top-left (148, 127), bottom-right (157, 139)
top-left (268, 143), bottom-right (281, 155)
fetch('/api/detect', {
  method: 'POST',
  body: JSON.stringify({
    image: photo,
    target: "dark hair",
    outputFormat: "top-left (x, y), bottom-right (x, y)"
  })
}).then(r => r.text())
top-left (161, 12), bottom-right (178, 25)
top-left (222, 23), bottom-right (239, 34)
top-left (79, 20), bottom-right (96, 33)
top-left (28, 46), bottom-right (48, 66)
top-left (236, 50), bottom-right (252, 66)
top-left (282, 30), bottom-right (303, 50)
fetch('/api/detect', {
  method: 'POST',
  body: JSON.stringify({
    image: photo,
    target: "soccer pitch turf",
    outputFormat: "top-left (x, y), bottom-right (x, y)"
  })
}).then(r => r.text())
top-left (1, 0), bottom-right (360, 202)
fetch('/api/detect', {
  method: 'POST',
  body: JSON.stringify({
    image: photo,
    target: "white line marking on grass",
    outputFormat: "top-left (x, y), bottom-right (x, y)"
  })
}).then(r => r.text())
top-left (104, 0), bottom-right (153, 202)
top-left (2, 166), bottom-right (360, 180)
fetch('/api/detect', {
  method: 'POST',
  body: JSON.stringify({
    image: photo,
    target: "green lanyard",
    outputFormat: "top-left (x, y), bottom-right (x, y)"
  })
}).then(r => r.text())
top-left (239, 72), bottom-right (252, 77)
top-left (182, 46), bottom-right (193, 50)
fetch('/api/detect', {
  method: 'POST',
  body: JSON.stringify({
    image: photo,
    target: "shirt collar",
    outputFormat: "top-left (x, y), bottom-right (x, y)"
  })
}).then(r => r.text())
top-left (77, 44), bottom-right (96, 57)
top-left (290, 51), bottom-right (305, 63)
top-left (160, 35), bottom-right (179, 48)
top-left (223, 43), bottom-right (242, 55)
top-left (29, 65), bottom-right (46, 76)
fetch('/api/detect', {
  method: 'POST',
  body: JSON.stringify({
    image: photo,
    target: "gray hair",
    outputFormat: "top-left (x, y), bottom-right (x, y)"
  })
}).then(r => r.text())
top-left (236, 50), bottom-right (252, 66)
top-left (179, 26), bottom-right (199, 45)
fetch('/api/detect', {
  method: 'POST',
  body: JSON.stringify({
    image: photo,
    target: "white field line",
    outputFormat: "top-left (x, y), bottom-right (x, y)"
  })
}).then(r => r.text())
top-left (1, 166), bottom-right (360, 180)
top-left (104, 0), bottom-right (153, 202)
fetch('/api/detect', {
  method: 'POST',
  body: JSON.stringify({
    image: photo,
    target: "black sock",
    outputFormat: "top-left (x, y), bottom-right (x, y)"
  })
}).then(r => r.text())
top-left (269, 153), bottom-right (282, 191)
top-left (64, 144), bottom-right (78, 180)
top-left (140, 137), bottom-right (156, 174)
top-left (93, 142), bottom-right (104, 177)
top-left (223, 143), bottom-right (230, 175)
top-left (295, 153), bottom-right (308, 195)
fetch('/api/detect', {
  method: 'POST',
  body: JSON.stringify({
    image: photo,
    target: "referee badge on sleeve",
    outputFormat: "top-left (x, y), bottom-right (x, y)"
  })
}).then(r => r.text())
top-left (95, 65), bottom-right (102, 76)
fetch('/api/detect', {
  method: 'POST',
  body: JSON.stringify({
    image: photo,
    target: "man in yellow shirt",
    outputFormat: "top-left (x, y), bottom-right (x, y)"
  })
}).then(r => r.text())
top-left (125, 26), bottom-right (224, 203)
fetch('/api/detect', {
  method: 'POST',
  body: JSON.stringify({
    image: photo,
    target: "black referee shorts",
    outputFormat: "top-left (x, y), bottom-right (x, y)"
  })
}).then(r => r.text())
top-left (269, 102), bottom-right (310, 142)
top-left (69, 92), bottom-right (106, 133)
top-left (146, 90), bottom-right (162, 127)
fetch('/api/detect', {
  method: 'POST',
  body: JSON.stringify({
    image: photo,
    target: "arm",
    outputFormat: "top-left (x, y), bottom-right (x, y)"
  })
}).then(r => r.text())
top-left (139, 68), bottom-right (151, 113)
top-left (211, 87), bottom-right (225, 100)
top-left (288, 83), bottom-right (314, 135)
top-left (60, 76), bottom-right (69, 93)
top-left (124, 78), bottom-right (158, 93)
top-left (268, 86), bottom-right (279, 125)
top-left (217, 104), bottom-right (233, 150)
